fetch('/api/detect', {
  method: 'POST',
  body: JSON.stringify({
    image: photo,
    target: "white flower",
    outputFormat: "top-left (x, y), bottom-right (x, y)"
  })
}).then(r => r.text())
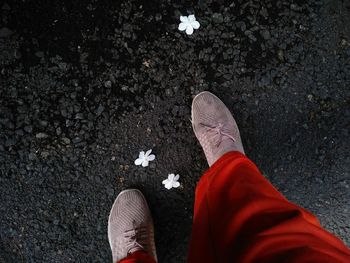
top-left (134, 149), bottom-right (155, 167)
top-left (162, 174), bottom-right (180, 190)
top-left (178, 15), bottom-right (200, 35)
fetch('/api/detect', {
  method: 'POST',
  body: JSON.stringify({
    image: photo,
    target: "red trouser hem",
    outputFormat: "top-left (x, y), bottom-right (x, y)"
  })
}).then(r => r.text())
top-left (118, 251), bottom-right (156, 263)
top-left (187, 151), bottom-right (350, 262)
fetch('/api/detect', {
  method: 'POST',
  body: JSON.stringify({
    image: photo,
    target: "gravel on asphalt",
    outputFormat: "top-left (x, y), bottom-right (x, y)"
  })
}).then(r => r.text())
top-left (1, 0), bottom-right (349, 262)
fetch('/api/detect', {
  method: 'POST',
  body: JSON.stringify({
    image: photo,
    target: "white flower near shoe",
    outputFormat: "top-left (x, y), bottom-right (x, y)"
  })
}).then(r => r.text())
top-left (178, 15), bottom-right (200, 35)
top-left (134, 149), bottom-right (156, 167)
top-left (162, 174), bottom-right (180, 190)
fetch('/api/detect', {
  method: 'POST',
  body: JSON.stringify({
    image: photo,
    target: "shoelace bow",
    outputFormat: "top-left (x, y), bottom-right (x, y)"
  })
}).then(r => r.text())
top-left (200, 122), bottom-right (235, 147)
top-left (124, 224), bottom-right (148, 254)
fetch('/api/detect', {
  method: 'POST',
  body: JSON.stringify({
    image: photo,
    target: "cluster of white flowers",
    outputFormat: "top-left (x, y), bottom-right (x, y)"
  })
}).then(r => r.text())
top-left (131, 12), bottom-right (202, 189)
top-left (134, 149), bottom-right (180, 190)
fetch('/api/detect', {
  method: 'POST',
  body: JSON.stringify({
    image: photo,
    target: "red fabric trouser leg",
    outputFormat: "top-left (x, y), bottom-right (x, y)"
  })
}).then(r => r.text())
top-left (188, 151), bottom-right (350, 263)
top-left (117, 251), bottom-right (156, 263)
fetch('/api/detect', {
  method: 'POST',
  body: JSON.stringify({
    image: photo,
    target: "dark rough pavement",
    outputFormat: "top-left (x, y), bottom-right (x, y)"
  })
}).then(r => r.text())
top-left (0, 0), bottom-right (349, 262)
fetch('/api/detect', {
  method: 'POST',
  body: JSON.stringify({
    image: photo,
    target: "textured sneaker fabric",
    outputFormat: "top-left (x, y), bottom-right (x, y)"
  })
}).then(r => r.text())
top-left (108, 189), bottom-right (157, 262)
top-left (192, 91), bottom-right (245, 166)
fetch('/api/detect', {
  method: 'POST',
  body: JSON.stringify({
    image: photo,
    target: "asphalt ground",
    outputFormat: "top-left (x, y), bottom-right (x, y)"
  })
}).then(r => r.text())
top-left (0, 0), bottom-right (349, 262)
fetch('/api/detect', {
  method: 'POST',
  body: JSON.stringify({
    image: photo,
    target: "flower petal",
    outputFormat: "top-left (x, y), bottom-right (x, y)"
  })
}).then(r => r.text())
top-left (145, 149), bottom-right (152, 156)
top-left (139, 151), bottom-right (145, 158)
top-left (178, 22), bottom-right (187, 31)
top-left (188, 15), bottom-right (196, 22)
top-left (180, 16), bottom-right (188, 22)
top-left (134, 158), bottom-right (143, 165)
top-left (165, 182), bottom-right (173, 189)
top-left (191, 21), bottom-right (200, 29)
top-left (168, 174), bottom-right (175, 180)
top-left (186, 26), bottom-right (194, 35)
top-left (172, 181), bottom-right (180, 188)
top-left (162, 179), bottom-right (169, 185)
top-left (147, 154), bottom-right (155, 161)
top-left (142, 160), bottom-right (149, 167)
top-left (174, 174), bottom-right (180, 181)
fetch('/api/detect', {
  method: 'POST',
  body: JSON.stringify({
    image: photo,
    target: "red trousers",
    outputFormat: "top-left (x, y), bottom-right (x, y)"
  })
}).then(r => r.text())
top-left (119, 152), bottom-right (350, 263)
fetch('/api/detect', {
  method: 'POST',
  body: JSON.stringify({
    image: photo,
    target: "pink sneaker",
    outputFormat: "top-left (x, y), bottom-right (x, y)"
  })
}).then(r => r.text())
top-left (108, 189), bottom-right (157, 262)
top-left (191, 91), bottom-right (245, 166)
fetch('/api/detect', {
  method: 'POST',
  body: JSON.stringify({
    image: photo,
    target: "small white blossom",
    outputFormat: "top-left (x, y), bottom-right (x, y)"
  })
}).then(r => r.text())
top-left (134, 149), bottom-right (155, 167)
top-left (162, 174), bottom-right (180, 190)
top-left (178, 15), bottom-right (200, 35)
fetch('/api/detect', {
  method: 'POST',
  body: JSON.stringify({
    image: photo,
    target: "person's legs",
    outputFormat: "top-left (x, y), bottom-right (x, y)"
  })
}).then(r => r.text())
top-left (108, 189), bottom-right (157, 263)
top-left (188, 91), bottom-right (350, 263)
top-left (188, 151), bottom-right (350, 263)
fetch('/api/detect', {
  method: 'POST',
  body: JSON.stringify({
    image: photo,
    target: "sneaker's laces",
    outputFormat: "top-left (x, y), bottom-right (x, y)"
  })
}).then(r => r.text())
top-left (200, 122), bottom-right (235, 147)
top-left (124, 223), bottom-right (148, 255)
